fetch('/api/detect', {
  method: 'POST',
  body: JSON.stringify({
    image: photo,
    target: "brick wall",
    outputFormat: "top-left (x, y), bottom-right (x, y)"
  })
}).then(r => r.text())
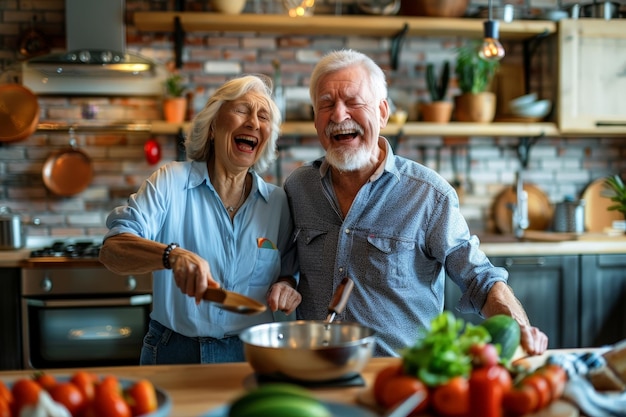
top-left (0, 0), bottom-right (625, 238)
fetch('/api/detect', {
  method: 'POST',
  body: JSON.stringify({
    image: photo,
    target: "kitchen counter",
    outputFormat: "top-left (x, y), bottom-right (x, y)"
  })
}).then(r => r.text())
top-left (3, 234), bottom-right (625, 268)
top-left (0, 351), bottom-right (582, 417)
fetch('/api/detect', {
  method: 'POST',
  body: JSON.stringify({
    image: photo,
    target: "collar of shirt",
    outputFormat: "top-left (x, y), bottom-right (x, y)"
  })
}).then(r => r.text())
top-left (187, 160), bottom-right (274, 203)
top-left (317, 136), bottom-right (399, 182)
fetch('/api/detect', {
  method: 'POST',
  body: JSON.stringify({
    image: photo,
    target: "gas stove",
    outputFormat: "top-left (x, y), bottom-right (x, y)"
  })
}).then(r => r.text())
top-left (22, 240), bottom-right (103, 267)
top-left (29, 240), bottom-right (101, 259)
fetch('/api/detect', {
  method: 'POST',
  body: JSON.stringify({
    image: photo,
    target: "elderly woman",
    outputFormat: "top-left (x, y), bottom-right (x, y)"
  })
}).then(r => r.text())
top-left (99, 75), bottom-right (301, 365)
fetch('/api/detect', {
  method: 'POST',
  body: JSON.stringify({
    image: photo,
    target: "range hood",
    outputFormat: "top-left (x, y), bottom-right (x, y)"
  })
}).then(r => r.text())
top-left (22, 0), bottom-right (165, 95)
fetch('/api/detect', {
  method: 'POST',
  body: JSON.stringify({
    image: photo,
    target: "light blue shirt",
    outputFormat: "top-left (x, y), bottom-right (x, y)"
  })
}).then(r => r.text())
top-left (104, 161), bottom-right (298, 338)
top-left (284, 138), bottom-right (508, 356)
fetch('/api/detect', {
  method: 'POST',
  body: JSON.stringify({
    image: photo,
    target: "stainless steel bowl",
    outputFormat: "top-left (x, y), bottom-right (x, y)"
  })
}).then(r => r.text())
top-left (239, 320), bottom-right (376, 382)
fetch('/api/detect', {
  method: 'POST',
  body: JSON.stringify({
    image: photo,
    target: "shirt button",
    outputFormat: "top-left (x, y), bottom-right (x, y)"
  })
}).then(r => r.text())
top-left (345, 228), bottom-right (350, 234)
top-left (339, 267), bottom-right (344, 273)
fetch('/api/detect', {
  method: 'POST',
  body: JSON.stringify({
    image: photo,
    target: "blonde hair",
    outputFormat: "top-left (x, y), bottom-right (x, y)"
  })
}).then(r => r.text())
top-left (184, 75), bottom-right (281, 173)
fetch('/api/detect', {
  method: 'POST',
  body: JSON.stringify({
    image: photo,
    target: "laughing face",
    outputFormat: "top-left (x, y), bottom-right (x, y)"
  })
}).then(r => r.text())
top-left (314, 65), bottom-right (389, 172)
top-left (212, 91), bottom-right (272, 173)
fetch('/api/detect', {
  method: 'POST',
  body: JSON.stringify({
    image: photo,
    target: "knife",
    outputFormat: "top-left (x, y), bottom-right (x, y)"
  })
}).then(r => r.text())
top-left (383, 391), bottom-right (426, 417)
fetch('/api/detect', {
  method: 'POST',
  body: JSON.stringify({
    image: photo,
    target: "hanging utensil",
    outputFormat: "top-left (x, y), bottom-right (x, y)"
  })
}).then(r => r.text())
top-left (42, 129), bottom-right (93, 196)
top-left (202, 287), bottom-right (267, 315)
top-left (0, 83), bottom-right (39, 143)
top-left (18, 15), bottom-right (50, 58)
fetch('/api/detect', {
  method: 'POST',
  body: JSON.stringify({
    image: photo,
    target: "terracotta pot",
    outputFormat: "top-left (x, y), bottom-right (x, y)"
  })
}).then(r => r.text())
top-left (454, 92), bottom-right (496, 123)
top-left (401, 0), bottom-right (469, 17)
top-left (420, 101), bottom-right (453, 123)
top-left (163, 97), bottom-right (187, 123)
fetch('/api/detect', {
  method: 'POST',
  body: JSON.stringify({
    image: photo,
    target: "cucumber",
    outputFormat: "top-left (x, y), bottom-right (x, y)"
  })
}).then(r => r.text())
top-left (481, 315), bottom-right (521, 362)
top-left (228, 383), bottom-right (331, 417)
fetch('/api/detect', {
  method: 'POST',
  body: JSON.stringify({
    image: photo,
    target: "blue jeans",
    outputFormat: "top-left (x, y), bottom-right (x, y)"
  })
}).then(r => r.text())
top-left (140, 319), bottom-right (245, 365)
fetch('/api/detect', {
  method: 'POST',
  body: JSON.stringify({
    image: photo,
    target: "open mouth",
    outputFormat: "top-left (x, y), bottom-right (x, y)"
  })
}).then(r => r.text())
top-left (234, 135), bottom-right (258, 151)
top-left (328, 122), bottom-right (364, 141)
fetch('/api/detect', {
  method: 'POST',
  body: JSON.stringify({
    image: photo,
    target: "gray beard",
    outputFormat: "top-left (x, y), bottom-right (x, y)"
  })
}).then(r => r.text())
top-left (325, 144), bottom-right (371, 172)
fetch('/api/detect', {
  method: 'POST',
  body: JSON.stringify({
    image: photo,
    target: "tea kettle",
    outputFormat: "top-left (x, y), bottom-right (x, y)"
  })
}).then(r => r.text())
top-left (552, 196), bottom-right (585, 233)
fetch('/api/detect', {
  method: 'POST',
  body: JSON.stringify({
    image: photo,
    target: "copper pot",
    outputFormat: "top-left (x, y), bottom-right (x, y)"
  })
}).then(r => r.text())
top-left (42, 133), bottom-right (93, 196)
top-left (0, 84), bottom-right (39, 143)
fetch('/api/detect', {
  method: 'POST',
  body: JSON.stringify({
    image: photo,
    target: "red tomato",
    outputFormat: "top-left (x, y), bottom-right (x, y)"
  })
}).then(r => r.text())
top-left (380, 375), bottom-right (429, 415)
top-left (92, 389), bottom-right (131, 417)
top-left (469, 343), bottom-right (500, 368)
top-left (0, 381), bottom-right (11, 404)
top-left (0, 398), bottom-right (10, 417)
top-left (143, 139), bottom-right (161, 165)
top-left (125, 380), bottom-right (158, 416)
top-left (521, 373), bottom-right (552, 410)
top-left (11, 378), bottom-right (41, 416)
top-left (469, 365), bottom-right (509, 417)
top-left (502, 384), bottom-right (540, 416)
top-left (373, 362), bottom-right (404, 406)
top-left (430, 376), bottom-right (469, 417)
top-left (537, 364), bottom-right (567, 400)
top-left (49, 382), bottom-right (86, 417)
top-left (34, 372), bottom-right (57, 391)
top-left (71, 371), bottom-right (98, 403)
top-left (97, 375), bottom-right (123, 396)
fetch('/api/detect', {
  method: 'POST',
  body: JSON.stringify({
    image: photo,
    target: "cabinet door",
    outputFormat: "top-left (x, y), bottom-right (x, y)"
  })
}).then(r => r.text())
top-left (580, 254), bottom-right (626, 347)
top-left (0, 268), bottom-right (22, 370)
top-left (445, 255), bottom-right (579, 349)
top-left (558, 19), bottom-right (626, 134)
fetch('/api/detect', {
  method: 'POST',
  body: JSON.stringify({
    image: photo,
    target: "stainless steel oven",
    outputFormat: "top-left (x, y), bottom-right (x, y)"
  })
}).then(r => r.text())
top-left (21, 241), bottom-right (152, 369)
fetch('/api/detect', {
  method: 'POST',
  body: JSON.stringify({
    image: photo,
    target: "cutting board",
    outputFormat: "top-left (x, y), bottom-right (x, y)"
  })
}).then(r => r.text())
top-left (581, 178), bottom-right (623, 232)
top-left (492, 183), bottom-right (553, 234)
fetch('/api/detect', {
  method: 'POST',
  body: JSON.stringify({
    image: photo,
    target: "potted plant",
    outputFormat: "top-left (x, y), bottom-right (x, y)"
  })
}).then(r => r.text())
top-left (420, 61), bottom-right (453, 123)
top-left (163, 73), bottom-right (187, 123)
top-left (605, 174), bottom-right (626, 220)
top-left (453, 43), bottom-right (500, 123)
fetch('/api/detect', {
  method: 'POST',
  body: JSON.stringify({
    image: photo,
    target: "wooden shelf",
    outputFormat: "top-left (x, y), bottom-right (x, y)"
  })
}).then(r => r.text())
top-left (148, 121), bottom-right (559, 137)
top-left (133, 12), bottom-right (556, 40)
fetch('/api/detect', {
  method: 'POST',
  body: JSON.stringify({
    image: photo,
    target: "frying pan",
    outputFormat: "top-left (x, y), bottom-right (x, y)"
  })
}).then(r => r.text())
top-left (239, 277), bottom-right (377, 382)
top-left (42, 131), bottom-right (93, 196)
top-left (0, 84), bottom-right (39, 143)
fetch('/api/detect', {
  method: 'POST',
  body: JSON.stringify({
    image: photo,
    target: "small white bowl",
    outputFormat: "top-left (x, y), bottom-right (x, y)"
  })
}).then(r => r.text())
top-left (511, 99), bottom-right (552, 119)
top-left (509, 93), bottom-right (538, 113)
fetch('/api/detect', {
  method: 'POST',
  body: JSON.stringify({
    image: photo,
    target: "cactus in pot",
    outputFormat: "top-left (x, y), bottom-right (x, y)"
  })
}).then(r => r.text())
top-left (421, 61), bottom-right (453, 123)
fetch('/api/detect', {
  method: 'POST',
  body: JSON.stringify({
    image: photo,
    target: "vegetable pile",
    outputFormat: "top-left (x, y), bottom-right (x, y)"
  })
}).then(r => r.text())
top-left (0, 371), bottom-right (158, 417)
top-left (373, 312), bottom-right (567, 417)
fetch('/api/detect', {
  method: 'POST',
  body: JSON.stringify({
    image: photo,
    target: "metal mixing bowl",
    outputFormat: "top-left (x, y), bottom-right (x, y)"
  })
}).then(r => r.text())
top-left (239, 320), bottom-right (376, 382)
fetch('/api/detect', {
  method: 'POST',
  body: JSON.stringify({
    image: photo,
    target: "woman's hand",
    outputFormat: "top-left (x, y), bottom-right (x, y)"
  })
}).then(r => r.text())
top-left (266, 280), bottom-right (302, 315)
top-left (169, 248), bottom-right (220, 304)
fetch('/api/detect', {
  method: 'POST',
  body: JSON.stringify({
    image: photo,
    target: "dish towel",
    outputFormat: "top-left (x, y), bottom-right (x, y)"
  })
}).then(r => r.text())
top-left (547, 350), bottom-right (626, 417)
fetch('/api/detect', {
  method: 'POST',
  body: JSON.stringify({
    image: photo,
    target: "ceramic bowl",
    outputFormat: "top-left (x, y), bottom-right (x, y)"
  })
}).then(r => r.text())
top-left (508, 93), bottom-right (538, 113)
top-left (511, 99), bottom-right (552, 119)
top-left (211, 0), bottom-right (246, 14)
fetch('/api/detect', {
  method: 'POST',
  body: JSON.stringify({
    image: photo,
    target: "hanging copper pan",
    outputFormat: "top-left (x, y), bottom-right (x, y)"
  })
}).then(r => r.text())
top-left (0, 84), bottom-right (40, 143)
top-left (42, 133), bottom-right (93, 197)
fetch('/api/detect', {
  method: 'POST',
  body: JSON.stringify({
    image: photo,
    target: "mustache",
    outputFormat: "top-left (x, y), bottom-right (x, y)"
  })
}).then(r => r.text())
top-left (325, 120), bottom-right (364, 137)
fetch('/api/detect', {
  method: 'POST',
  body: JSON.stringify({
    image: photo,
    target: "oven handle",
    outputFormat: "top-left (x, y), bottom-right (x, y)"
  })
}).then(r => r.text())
top-left (26, 294), bottom-right (152, 308)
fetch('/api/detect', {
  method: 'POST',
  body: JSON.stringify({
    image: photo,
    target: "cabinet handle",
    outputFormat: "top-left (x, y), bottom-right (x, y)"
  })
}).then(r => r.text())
top-left (504, 257), bottom-right (546, 267)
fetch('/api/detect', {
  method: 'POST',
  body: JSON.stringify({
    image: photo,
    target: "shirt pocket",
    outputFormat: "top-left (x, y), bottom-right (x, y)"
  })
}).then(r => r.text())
top-left (250, 247), bottom-right (281, 287)
top-left (366, 235), bottom-right (416, 288)
top-left (296, 228), bottom-right (327, 276)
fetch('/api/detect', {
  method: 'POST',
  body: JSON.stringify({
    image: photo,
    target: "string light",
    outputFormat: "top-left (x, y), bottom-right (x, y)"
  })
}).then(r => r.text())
top-left (479, 0), bottom-right (505, 61)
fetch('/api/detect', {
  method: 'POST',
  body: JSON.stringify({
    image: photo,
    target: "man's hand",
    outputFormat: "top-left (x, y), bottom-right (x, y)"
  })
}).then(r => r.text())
top-left (267, 281), bottom-right (302, 315)
top-left (519, 323), bottom-right (549, 356)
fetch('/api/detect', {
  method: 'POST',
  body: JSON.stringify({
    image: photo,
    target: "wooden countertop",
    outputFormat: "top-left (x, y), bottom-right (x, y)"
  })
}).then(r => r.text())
top-left (0, 352), bottom-right (573, 417)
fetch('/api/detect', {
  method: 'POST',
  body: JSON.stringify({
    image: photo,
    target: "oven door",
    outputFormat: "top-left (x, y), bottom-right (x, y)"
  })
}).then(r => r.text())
top-left (22, 294), bottom-right (151, 369)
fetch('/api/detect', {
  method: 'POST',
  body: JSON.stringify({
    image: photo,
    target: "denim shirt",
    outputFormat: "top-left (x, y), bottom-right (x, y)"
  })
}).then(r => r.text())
top-left (104, 161), bottom-right (298, 338)
top-left (284, 138), bottom-right (507, 356)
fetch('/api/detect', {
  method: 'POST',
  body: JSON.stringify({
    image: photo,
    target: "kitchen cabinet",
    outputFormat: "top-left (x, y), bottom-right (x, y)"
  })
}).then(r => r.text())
top-left (558, 19), bottom-right (626, 136)
top-left (580, 254), bottom-right (626, 347)
top-left (0, 268), bottom-right (22, 370)
top-left (445, 255), bottom-right (579, 349)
